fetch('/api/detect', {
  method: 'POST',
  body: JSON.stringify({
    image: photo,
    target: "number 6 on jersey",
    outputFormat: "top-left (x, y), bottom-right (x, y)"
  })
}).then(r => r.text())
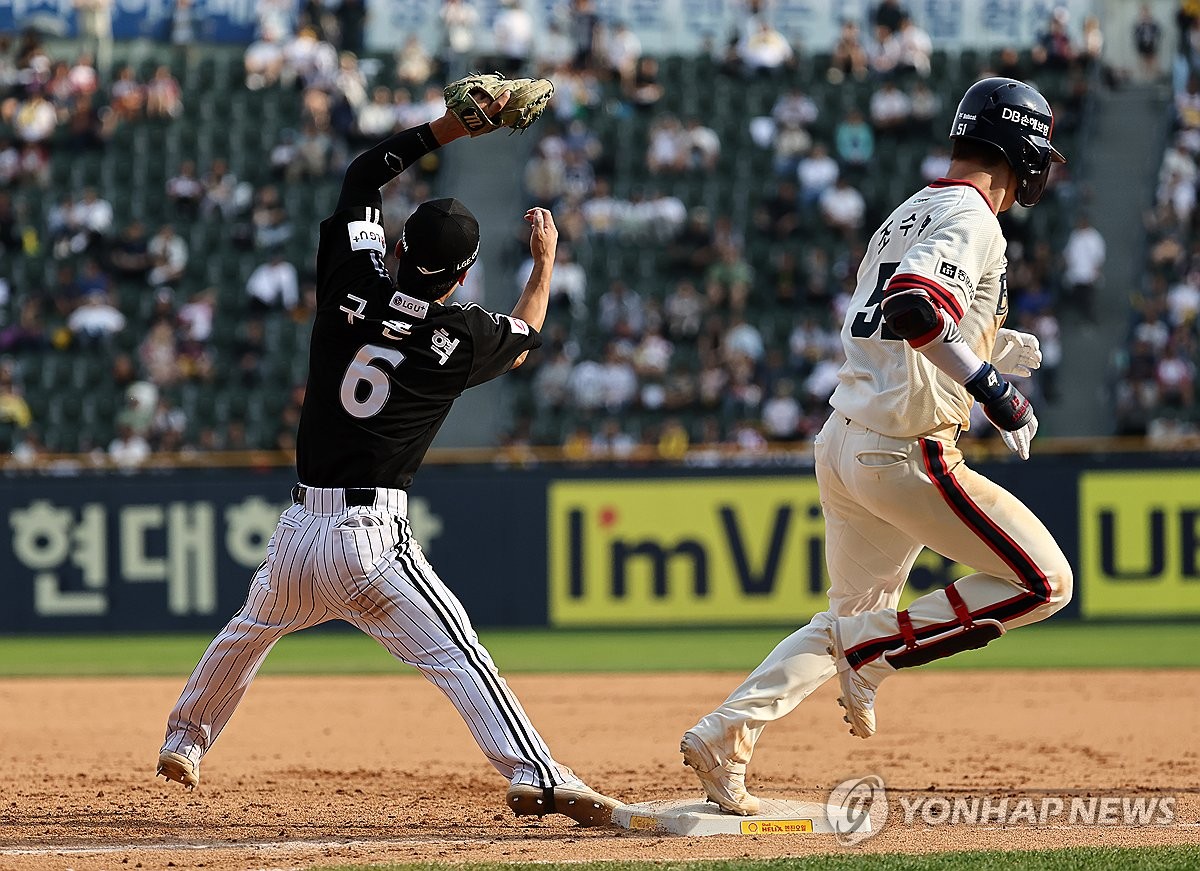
top-left (340, 344), bottom-right (406, 419)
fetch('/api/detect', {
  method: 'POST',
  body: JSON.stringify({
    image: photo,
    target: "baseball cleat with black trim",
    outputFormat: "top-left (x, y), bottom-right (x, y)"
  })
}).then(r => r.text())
top-left (680, 731), bottom-right (761, 816)
top-left (830, 621), bottom-right (878, 739)
top-left (156, 750), bottom-right (199, 790)
top-left (507, 779), bottom-right (621, 826)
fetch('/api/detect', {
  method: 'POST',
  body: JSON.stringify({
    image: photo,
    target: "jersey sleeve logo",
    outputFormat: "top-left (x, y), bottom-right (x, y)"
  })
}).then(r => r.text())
top-left (938, 259), bottom-right (974, 291)
top-left (347, 220), bottom-right (387, 254)
top-left (503, 315), bottom-right (530, 335)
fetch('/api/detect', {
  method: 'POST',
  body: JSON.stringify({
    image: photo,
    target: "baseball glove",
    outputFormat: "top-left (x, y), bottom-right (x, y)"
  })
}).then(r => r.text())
top-left (444, 73), bottom-right (554, 136)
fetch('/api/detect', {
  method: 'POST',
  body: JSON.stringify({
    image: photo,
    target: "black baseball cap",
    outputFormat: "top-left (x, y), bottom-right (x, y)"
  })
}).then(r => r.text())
top-left (395, 197), bottom-right (480, 299)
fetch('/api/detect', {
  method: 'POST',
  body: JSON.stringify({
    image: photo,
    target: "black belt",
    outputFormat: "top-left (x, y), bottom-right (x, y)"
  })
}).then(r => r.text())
top-left (291, 485), bottom-right (377, 507)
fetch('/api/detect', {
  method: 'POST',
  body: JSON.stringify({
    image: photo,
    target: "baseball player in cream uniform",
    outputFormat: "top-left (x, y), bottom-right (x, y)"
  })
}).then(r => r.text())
top-left (681, 78), bottom-right (1074, 815)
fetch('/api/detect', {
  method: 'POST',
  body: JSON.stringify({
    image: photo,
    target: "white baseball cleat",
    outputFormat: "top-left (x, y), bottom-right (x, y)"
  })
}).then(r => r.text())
top-left (507, 778), bottom-right (621, 827)
top-left (156, 750), bottom-right (200, 790)
top-left (829, 621), bottom-right (878, 739)
top-left (680, 730), bottom-right (761, 816)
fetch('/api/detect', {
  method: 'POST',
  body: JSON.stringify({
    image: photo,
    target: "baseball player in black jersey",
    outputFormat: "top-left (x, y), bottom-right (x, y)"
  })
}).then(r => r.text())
top-left (157, 85), bottom-right (621, 826)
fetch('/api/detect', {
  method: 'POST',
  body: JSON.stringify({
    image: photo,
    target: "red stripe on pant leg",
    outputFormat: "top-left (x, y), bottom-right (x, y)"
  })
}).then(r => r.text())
top-left (919, 440), bottom-right (1050, 602)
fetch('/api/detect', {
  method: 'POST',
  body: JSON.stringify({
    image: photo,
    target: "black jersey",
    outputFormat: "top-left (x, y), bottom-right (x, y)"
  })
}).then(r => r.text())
top-left (295, 205), bottom-right (540, 488)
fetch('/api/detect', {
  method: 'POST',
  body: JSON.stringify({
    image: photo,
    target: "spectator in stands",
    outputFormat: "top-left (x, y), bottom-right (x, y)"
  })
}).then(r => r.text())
top-left (139, 315), bottom-right (181, 386)
top-left (72, 186), bottom-right (113, 245)
top-left (570, 0), bottom-right (601, 69)
top-left (68, 51), bottom-right (99, 97)
top-left (166, 159), bottom-right (204, 215)
top-left (1176, 75), bottom-right (1200, 129)
top-left (171, 0), bottom-right (197, 60)
top-left (177, 286), bottom-right (216, 381)
top-left (685, 117), bottom-right (721, 171)
top-left (1034, 7), bottom-right (1075, 71)
top-left (664, 280), bottom-right (706, 341)
top-left (11, 88), bottom-right (57, 147)
top-left (357, 85), bottom-right (398, 141)
top-left (145, 65), bottom-right (183, 118)
top-left (109, 422), bottom-right (151, 467)
top-left (0, 138), bottom-right (19, 186)
top-left (201, 158), bottom-right (252, 218)
top-left (109, 64), bottom-right (145, 121)
top-left (628, 56), bottom-right (664, 108)
top-left (1062, 214), bottom-right (1106, 321)
top-left (828, 20), bottom-right (870, 82)
top-left (598, 280), bottom-right (644, 336)
top-left (281, 25), bottom-right (326, 88)
top-left (1134, 3), bottom-right (1163, 81)
top-left (597, 343), bottom-right (638, 412)
top-left (1029, 307), bottom-right (1062, 401)
top-left (234, 318), bottom-right (267, 386)
top-left (532, 348), bottom-right (575, 410)
top-left (147, 223), bottom-right (188, 287)
top-left (835, 109), bottom-right (874, 175)
top-left (108, 220), bottom-right (152, 280)
top-left (245, 26), bottom-right (286, 90)
top-left (604, 21), bottom-right (642, 87)
top-left (706, 244), bottom-right (754, 313)
top-left (1156, 341), bottom-right (1196, 409)
top-left (439, 0), bottom-right (480, 78)
top-left (591, 417), bottom-right (637, 458)
top-left (396, 35), bottom-right (435, 87)
top-left (245, 248), bottom-right (299, 312)
top-left (65, 92), bottom-right (110, 151)
top-left (0, 298), bottom-right (46, 353)
top-left (896, 14), bottom-right (931, 77)
top-left (493, 0), bottom-right (534, 75)
top-left (797, 141), bottom-right (839, 206)
top-left (762, 379), bottom-right (801, 442)
top-left (874, 0), bottom-right (904, 35)
top-left (646, 115), bottom-right (688, 174)
top-left (0, 364), bottom-right (32, 433)
top-left (1166, 271), bottom-right (1200, 326)
top-left (868, 24), bottom-right (902, 77)
top-left (1081, 16), bottom-right (1104, 71)
top-left (819, 176), bottom-right (866, 239)
top-left (74, 0), bottom-right (113, 78)
top-left (248, 185), bottom-right (292, 249)
top-left (68, 290), bottom-right (125, 347)
top-left (869, 79), bottom-right (911, 137)
top-left (738, 19), bottom-right (794, 75)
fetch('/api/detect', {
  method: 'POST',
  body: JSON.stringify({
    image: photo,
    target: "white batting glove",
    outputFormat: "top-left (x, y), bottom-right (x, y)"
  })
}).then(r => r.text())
top-left (997, 411), bottom-right (1039, 460)
top-left (991, 328), bottom-right (1042, 378)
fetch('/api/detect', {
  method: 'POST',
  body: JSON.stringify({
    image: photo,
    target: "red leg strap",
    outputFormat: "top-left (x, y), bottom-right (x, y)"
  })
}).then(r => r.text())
top-left (945, 583), bottom-right (974, 628)
top-left (896, 609), bottom-right (918, 648)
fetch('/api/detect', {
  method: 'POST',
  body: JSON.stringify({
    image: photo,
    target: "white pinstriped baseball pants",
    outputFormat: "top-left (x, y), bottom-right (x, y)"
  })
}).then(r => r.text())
top-left (161, 486), bottom-right (574, 788)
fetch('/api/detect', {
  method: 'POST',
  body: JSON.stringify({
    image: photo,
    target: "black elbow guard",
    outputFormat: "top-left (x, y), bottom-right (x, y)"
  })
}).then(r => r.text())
top-left (881, 293), bottom-right (940, 341)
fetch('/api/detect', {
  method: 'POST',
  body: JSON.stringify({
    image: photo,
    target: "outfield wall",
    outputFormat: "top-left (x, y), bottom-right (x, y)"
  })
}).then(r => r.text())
top-left (1, 455), bottom-right (1197, 632)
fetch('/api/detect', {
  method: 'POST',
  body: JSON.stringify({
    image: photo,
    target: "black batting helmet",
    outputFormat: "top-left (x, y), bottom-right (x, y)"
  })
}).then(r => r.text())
top-left (949, 77), bottom-right (1066, 207)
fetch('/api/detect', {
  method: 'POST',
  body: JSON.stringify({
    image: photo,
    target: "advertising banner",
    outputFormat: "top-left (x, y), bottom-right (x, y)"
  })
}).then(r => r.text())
top-left (1079, 470), bottom-right (1200, 618)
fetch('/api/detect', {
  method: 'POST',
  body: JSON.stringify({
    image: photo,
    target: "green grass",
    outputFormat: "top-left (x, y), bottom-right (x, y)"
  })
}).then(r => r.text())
top-left (311, 846), bottom-right (1200, 871)
top-left (0, 621), bottom-right (1196, 677)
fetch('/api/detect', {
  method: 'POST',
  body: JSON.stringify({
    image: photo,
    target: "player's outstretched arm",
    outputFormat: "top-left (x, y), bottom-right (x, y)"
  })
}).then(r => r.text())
top-left (509, 207), bottom-right (557, 370)
top-left (334, 89), bottom-right (512, 212)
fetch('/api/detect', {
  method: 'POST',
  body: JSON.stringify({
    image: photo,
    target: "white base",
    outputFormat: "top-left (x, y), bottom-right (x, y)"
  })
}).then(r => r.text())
top-left (614, 798), bottom-right (864, 836)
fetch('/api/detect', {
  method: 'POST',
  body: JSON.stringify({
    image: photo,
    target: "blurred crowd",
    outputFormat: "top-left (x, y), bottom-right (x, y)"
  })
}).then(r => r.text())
top-left (0, 0), bottom-right (1109, 465)
top-left (492, 0), bottom-right (1094, 461)
top-left (1114, 2), bottom-right (1200, 441)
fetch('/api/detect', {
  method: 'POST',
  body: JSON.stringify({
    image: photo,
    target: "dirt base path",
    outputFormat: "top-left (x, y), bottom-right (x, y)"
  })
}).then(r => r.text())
top-left (1, 670), bottom-right (1197, 870)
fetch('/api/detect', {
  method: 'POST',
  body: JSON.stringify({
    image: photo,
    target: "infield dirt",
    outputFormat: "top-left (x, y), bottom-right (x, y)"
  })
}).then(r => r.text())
top-left (1, 670), bottom-right (1197, 870)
